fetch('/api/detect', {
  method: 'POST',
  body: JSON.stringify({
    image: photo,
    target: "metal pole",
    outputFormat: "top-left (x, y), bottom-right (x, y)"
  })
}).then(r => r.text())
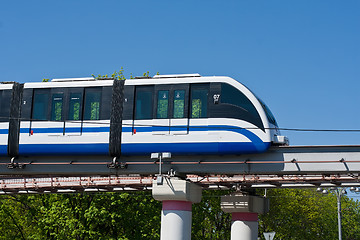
top-left (159, 154), bottom-right (162, 175)
top-left (336, 189), bottom-right (342, 240)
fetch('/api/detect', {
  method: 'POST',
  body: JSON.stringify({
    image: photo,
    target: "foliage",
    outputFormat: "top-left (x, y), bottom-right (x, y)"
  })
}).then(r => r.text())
top-left (0, 192), bottom-right (161, 240)
top-left (92, 68), bottom-right (126, 81)
top-left (91, 68), bottom-right (156, 81)
top-left (192, 190), bottom-right (231, 239)
top-left (0, 189), bottom-right (360, 239)
top-left (258, 188), bottom-right (360, 240)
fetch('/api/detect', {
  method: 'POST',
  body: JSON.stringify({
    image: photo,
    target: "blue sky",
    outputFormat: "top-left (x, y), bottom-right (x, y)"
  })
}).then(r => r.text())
top-left (0, 1), bottom-right (359, 146)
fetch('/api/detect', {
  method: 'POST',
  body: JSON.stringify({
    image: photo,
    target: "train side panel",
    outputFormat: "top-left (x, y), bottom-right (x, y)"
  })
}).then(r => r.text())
top-left (120, 76), bottom-right (272, 155)
top-left (5, 75), bottom-right (281, 156)
top-left (18, 81), bottom-right (113, 155)
top-left (121, 118), bottom-right (271, 155)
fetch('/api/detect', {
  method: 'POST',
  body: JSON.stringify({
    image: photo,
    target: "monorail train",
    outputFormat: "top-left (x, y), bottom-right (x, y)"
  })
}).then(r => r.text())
top-left (0, 74), bottom-right (288, 157)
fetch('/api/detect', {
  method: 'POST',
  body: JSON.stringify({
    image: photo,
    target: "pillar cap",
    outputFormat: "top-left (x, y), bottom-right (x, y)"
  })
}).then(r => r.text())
top-left (152, 178), bottom-right (202, 203)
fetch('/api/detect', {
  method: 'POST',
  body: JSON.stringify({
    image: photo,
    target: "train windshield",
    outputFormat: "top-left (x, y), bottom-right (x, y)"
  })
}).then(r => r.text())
top-left (257, 98), bottom-right (278, 127)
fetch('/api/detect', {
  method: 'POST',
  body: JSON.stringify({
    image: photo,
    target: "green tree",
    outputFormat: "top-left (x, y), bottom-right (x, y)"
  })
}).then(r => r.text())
top-left (0, 194), bottom-right (43, 239)
top-left (36, 192), bottom-right (161, 240)
top-left (258, 188), bottom-right (360, 240)
top-left (0, 189), bottom-right (360, 239)
top-left (0, 192), bottom-right (162, 240)
top-left (192, 190), bottom-right (231, 239)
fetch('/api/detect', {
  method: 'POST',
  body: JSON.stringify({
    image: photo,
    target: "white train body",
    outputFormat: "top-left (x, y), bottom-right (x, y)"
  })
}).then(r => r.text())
top-left (0, 74), bottom-right (287, 156)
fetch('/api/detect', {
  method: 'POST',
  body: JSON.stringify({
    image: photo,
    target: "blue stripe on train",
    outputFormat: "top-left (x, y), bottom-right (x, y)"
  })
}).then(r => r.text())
top-left (16, 142), bottom-right (270, 155)
top-left (121, 142), bottom-right (270, 155)
top-left (0, 129), bottom-right (8, 134)
top-left (0, 145), bottom-right (7, 155)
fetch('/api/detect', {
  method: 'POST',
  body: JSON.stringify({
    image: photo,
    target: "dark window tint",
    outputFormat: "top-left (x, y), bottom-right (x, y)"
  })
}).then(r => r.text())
top-left (68, 93), bottom-right (82, 121)
top-left (173, 90), bottom-right (185, 118)
top-left (51, 93), bottom-right (63, 121)
top-left (32, 91), bottom-right (49, 120)
top-left (0, 90), bottom-right (11, 122)
top-left (221, 83), bottom-right (259, 118)
top-left (258, 98), bottom-right (278, 127)
top-left (135, 89), bottom-right (153, 120)
top-left (218, 83), bottom-right (264, 130)
top-left (191, 89), bottom-right (208, 118)
top-left (84, 88), bottom-right (101, 120)
top-left (157, 90), bottom-right (169, 119)
top-left (100, 86), bottom-right (112, 120)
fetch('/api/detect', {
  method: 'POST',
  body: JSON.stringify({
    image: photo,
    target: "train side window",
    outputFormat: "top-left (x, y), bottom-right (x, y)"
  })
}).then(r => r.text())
top-left (84, 88), bottom-right (101, 120)
top-left (68, 93), bottom-right (82, 121)
top-left (156, 90), bottom-right (169, 119)
top-left (100, 86), bottom-right (112, 120)
top-left (0, 91), bottom-right (3, 121)
top-left (51, 93), bottom-right (64, 121)
top-left (135, 88), bottom-right (153, 120)
top-left (191, 89), bottom-right (208, 118)
top-left (173, 90), bottom-right (185, 118)
top-left (0, 90), bottom-right (4, 122)
top-left (0, 90), bottom-right (11, 122)
top-left (32, 90), bottom-right (50, 120)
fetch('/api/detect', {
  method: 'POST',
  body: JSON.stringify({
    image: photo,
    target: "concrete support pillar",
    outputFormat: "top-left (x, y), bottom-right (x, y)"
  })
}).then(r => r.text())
top-left (221, 192), bottom-right (269, 240)
top-left (161, 200), bottom-right (192, 240)
top-left (152, 178), bottom-right (202, 240)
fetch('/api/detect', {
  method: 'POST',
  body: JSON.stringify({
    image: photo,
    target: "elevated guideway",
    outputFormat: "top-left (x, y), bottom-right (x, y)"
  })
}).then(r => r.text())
top-left (1, 174), bottom-right (360, 194)
top-left (1, 145), bottom-right (360, 176)
top-left (2, 145), bottom-right (360, 240)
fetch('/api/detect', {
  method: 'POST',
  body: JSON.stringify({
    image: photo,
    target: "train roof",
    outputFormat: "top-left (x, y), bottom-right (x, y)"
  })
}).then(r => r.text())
top-left (23, 79), bottom-right (114, 88)
top-left (21, 74), bottom-right (238, 88)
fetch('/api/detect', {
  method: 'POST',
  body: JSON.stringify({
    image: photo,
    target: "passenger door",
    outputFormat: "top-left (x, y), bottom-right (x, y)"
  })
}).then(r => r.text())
top-left (133, 85), bottom-right (154, 136)
top-left (31, 88), bottom-right (67, 137)
top-left (0, 89), bottom-right (11, 154)
top-left (151, 84), bottom-right (190, 135)
top-left (30, 89), bottom-right (52, 136)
